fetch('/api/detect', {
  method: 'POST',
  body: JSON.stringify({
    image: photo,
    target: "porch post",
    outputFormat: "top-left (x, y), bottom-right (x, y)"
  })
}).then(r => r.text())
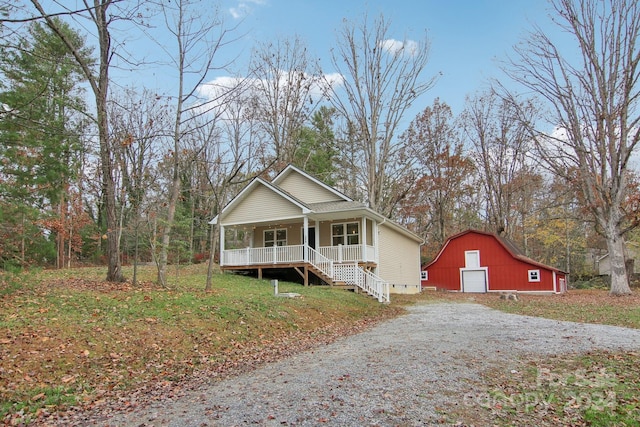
top-left (372, 220), bottom-right (378, 263)
top-left (219, 224), bottom-right (225, 266)
top-left (361, 216), bottom-right (367, 263)
top-left (303, 216), bottom-right (309, 262)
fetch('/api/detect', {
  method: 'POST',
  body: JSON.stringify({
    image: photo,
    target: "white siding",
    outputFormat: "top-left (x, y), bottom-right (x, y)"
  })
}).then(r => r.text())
top-left (224, 184), bottom-right (302, 224)
top-left (377, 223), bottom-right (422, 294)
top-left (277, 172), bottom-right (342, 204)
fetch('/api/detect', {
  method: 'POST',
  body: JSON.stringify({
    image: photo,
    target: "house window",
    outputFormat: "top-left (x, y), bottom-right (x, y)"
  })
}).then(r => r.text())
top-left (421, 271), bottom-right (428, 281)
top-left (264, 229), bottom-right (287, 247)
top-left (332, 222), bottom-right (360, 245)
top-left (528, 269), bottom-right (540, 282)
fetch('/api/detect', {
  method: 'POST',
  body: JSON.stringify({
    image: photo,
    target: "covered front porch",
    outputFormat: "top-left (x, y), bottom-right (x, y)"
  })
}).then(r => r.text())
top-left (219, 213), bottom-right (380, 268)
top-left (218, 214), bottom-right (384, 294)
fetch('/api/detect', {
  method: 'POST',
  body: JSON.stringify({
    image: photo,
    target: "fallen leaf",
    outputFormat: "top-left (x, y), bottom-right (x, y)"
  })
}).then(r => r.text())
top-left (61, 375), bottom-right (76, 383)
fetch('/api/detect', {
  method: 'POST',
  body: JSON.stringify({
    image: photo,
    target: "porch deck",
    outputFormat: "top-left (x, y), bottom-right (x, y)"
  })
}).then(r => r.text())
top-left (219, 244), bottom-right (389, 302)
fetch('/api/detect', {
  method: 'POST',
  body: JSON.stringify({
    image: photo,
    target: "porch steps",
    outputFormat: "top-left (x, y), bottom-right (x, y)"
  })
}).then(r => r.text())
top-left (307, 264), bottom-right (386, 301)
top-left (306, 265), bottom-right (339, 286)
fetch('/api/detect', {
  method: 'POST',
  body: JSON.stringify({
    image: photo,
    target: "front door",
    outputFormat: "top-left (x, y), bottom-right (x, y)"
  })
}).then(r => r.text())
top-left (307, 227), bottom-right (316, 249)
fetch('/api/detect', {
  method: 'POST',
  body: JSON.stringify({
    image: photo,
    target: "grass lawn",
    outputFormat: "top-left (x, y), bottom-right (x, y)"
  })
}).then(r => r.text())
top-left (1, 266), bottom-right (639, 426)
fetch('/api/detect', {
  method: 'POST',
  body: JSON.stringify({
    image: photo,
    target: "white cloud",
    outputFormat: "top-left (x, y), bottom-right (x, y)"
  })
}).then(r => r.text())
top-left (229, 0), bottom-right (267, 20)
top-left (379, 39), bottom-right (419, 56)
top-left (194, 76), bottom-right (246, 115)
top-left (197, 72), bottom-right (345, 102)
top-left (229, 7), bottom-right (244, 19)
top-left (322, 72), bottom-right (345, 89)
top-left (194, 71), bottom-right (345, 118)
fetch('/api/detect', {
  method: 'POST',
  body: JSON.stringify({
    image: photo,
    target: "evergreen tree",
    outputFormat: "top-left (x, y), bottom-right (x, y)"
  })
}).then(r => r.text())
top-left (292, 106), bottom-right (338, 185)
top-left (0, 19), bottom-right (91, 268)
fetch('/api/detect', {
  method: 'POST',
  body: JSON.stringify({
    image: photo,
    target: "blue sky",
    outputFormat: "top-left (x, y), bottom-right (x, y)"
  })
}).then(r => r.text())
top-left (15, 1), bottom-right (561, 124)
top-left (210, 0), bottom-right (556, 117)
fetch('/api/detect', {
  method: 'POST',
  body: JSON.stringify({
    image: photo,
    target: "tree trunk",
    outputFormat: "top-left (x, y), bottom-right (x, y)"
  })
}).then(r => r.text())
top-left (205, 223), bottom-right (216, 291)
top-left (606, 230), bottom-right (632, 295)
top-left (157, 173), bottom-right (180, 287)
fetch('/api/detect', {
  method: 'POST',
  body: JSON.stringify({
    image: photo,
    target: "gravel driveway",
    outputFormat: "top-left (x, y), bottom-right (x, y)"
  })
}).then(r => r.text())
top-left (94, 302), bottom-right (640, 426)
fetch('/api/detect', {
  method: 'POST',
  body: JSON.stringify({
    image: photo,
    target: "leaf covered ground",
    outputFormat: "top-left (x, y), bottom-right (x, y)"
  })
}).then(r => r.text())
top-left (2, 267), bottom-right (639, 426)
top-left (0, 265), bottom-right (404, 425)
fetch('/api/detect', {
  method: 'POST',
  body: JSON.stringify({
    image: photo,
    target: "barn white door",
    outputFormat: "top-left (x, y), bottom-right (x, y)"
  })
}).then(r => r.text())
top-left (461, 269), bottom-right (487, 293)
top-left (464, 250), bottom-right (480, 268)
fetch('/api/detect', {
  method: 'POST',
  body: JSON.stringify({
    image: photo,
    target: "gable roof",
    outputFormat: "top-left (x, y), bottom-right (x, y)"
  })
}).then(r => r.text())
top-left (425, 229), bottom-right (566, 273)
top-left (209, 165), bottom-right (424, 243)
top-left (209, 176), bottom-right (311, 225)
top-left (272, 164), bottom-right (353, 202)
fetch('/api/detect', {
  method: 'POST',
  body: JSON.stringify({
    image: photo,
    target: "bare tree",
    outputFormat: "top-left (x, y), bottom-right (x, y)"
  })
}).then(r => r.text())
top-left (221, 91), bottom-right (268, 175)
top-left (109, 87), bottom-right (168, 285)
top-left (504, 0), bottom-right (640, 295)
top-left (461, 91), bottom-right (537, 239)
top-left (324, 13), bottom-right (437, 215)
top-left (154, 0), bottom-right (239, 287)
top-left (398, 99), bottom-right (475, 253)
top-left (249, 36), bottom-right (319, 169)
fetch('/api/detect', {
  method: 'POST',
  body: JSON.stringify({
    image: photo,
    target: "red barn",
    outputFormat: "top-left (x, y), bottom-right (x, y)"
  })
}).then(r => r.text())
top-left (421, 229), bottom-right (567, 294)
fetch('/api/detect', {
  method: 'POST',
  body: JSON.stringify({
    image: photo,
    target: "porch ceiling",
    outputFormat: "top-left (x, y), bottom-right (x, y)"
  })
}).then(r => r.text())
top-left (222, 212), bottom-right (380, 228)
top-left (223, 216), bottom-right (306, 229)
top-left (220, 206), bottom-right (383, 228)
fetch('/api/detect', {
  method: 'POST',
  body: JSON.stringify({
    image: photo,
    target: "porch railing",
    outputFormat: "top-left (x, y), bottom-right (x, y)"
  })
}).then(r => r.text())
top-left (222, 244), bottom-right (305, 266)
top-left (221, 244), bottom-right (377, 266)
top-left (318, 244), bottom-right (376, 263)
top-left (333, 263), bottom-right (390, 303)
top-left (307, 247), bottom-right (334, 278)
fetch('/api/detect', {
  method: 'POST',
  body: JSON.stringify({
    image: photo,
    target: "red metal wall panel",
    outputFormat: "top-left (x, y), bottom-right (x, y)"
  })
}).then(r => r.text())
top-left (421, 231), bottom-right (565, 293)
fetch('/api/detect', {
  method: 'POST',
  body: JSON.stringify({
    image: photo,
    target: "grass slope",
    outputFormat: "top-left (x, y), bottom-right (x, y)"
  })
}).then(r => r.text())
top-left (1, 264), bottom-right (402, 424)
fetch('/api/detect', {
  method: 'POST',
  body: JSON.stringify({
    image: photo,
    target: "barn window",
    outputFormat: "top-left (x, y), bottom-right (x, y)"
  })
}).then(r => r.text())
top-left (421, 271), bottom-right (428, 281)
top-left (528, 269), bottom-right (540, 282)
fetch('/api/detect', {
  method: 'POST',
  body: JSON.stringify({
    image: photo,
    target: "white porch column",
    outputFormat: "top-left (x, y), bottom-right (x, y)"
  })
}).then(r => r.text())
top-left (361, 216), bottom-right (367, 262)
top-left (303, 216), bottom-right (309, 261)
top-left (219, 224), bottom-right (225, 266)
top-left (315, 220), bottom-right (320, 249)
top-left (372, 220), bottom-right (379, 263)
